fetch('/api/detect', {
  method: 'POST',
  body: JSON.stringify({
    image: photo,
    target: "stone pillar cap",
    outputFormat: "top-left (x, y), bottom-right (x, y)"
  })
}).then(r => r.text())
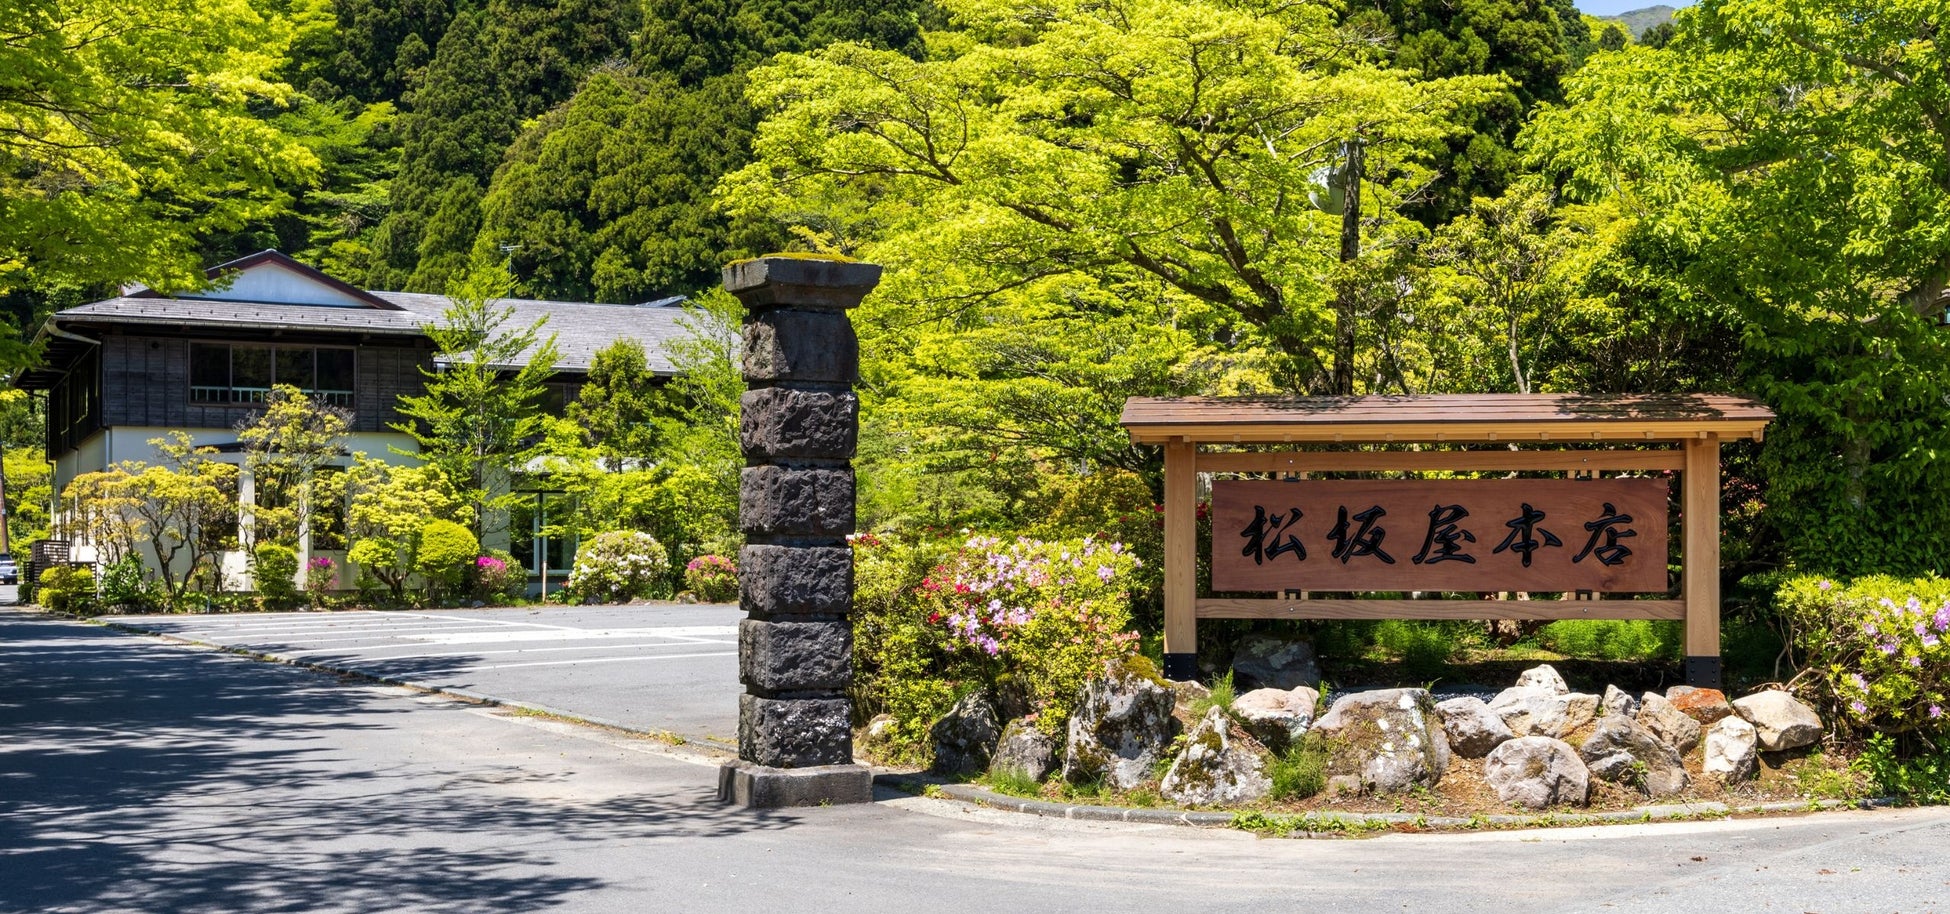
top-left (723, 255), bottom-right (883, 309)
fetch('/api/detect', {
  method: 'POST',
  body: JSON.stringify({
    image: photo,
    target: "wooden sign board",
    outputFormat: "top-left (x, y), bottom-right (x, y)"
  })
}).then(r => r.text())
top-left (1210, 479), bottom-right (1670, 593)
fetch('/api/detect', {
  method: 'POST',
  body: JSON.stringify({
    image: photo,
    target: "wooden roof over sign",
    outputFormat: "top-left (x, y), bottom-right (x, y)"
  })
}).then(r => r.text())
top-left (1120, 394), bottom-right (1774, 444)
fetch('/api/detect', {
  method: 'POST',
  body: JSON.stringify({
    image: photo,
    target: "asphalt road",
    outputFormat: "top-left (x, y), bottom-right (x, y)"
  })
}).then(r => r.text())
top-left (2, 608), bottom-right (1947, 913)
top-left (107, 604), bottom-right (742, 748)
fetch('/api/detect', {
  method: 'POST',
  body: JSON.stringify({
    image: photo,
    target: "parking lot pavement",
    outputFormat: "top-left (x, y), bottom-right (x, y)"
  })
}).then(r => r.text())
top-left (109, 604), bottom-right (740, 747)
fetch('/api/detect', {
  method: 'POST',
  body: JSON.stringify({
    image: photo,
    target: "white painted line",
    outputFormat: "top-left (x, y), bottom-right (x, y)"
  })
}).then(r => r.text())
top-left (404, 626), bottom-right (738, 645)
top-left (404, 612), bottom-right (587, 632)
top-left (282, 639), bottom-right (734, 661)
top-left (151, 619), bottom-right (480, 636)
top-left (457, 651), bottom-right (735, 672)
top-left (199, 628), bottom-right (531, 647)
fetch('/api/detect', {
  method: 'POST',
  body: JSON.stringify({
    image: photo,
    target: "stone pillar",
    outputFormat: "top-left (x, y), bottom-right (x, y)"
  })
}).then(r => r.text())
top-left (716, 255), bottom-right (880, 809)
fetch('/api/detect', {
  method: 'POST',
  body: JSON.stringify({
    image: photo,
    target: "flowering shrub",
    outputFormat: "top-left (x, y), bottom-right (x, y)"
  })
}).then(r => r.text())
top-left (304, 556), bottom-right (337, 607)
top-left (922, 535), bottom-right (1141, 734)
top-left (684, 554), bottom-right (738, 603)
top-left (470, 551), bottom-right (523, 604)
top-left (565, 531), bottom-right (671, 603)
top-left (852, 534), bottom-right (960, 762)
top-left (1778, 575), bottom-right (1950, 736)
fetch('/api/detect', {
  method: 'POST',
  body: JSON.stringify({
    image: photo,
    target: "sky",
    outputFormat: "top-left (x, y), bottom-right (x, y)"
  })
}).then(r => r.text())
top-left (1575, 0), bottom-right (1695, 15)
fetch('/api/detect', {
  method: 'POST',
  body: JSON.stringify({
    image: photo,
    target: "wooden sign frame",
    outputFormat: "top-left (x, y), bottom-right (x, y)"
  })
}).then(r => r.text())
top-left (1120, 395), bottom-right (1776, 688)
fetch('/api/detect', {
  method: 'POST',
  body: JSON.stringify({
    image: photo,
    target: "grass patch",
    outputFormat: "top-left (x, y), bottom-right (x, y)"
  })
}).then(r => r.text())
top-left (1189, 671), bottom-right (1237, 717)
top-left (985, 768), bottom-right (1044, 798)
top-left (1268, 733), bottom-right (1331, 801)
top-left (1529, 620), bottom-right (1680, 662)
top-left (1231, 811), bottom-right (1389, 837)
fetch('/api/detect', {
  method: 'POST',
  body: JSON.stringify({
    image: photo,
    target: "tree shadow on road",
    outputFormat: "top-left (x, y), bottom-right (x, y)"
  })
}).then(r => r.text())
top-left (0, 611), bottom-right (795, 913)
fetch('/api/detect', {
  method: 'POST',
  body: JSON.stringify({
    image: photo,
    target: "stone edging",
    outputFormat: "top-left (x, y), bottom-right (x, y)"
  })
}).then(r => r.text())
top-left (887, 776), bottom-right (1898, 834)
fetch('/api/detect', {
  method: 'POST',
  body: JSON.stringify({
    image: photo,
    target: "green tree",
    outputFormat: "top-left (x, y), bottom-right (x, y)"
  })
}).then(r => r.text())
top-left (236, 385), bottom-right (351, 555)
top-left (724, 0), bottom-right (1503, 393)
top-left (1524, 0), bottom-right (1950, 573)
top-left (0, 0), bottom-right (317, 365)
top-left (393, 262), bottom-right (559, 542)
top-left (118, 434), bottom-right (241, 600)
top-left (571, 338), bottom-right (661, 468)
top-left (345, 457), bottom-right (468, 601)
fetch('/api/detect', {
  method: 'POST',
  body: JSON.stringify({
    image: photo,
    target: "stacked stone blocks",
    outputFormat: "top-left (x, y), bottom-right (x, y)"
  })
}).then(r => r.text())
top-left (724, 256), bottom-right (880, 790)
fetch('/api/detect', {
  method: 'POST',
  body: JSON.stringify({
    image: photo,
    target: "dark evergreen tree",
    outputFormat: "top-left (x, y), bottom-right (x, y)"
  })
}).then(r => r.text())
top-left (1347, 0), bottom-right (1589, 226)
top-left (475, 0), bottom-right (925, 303)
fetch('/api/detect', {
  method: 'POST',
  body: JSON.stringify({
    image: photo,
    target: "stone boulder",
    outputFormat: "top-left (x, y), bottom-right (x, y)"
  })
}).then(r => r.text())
top-left (1636, 692), bottom-right (1703, 755)
top-left (1313, 688), bottom-right (1451, 794)
top-left (1602, 684), bottom-right (1640, 718)
top-left (1435, 696), bottom-right (1515, 759)
top-left (1516, 664), bottom-right (1571, 695)
top-left (1169, 679), bottom-right (1211, 713)
top-left (1160, 708), bottom-right (1273, 807)
top-left (1230, 686), bottom-right (1317, 753)
top-left (1578, 714), bottom-right (1690, 798)
top-left (1484, 737), bottom-right (1591, 809)
top-left (1064, 662), bottom-right (1180, 790)
top-left (1229, 634), bottom-right (1321, 691)
top-left (930, 691), bottom-right (1002, 776)
top-left (1666, 686), bottom-right (1733, 726)
top-left (1704, 716), bottom-right (1759, 781)
top-left (989, 717), bottom-right (1058, 783)
top-left (1731, 691), bottom-right (1823, 752)
top-left (1488, 686), bottom-right (1601, 739)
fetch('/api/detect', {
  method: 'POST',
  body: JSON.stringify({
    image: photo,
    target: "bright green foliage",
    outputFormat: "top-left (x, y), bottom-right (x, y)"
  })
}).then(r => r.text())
top-left (726, 0), bottom-right (1505, 390)
top-left (570, 338), bottom-right (661, 466)
top-left (1524, 2), bottom-right (1950, 574)
top-left (0, 0), bottom-right (317, 365)
top-left (1267, 733), bottom-right (1331, 801)
top-left (414, 518), bottom-right (479, 599)
top-left (345, 457), bottom-right (468, 602)
top-left (237, 385), bottom-right (351, 553)
top-left (1778, 575), bottom-right (1950, 738)
top-left (850, 533), bottom-right (960, 761)
top-left (37, 565), bottom-right (97, 614)
top-left (253, 544), bottom-right (302, 609)
top-left (564, 530), bottom-right (672, 603)
top-left (1348, 0), bottom-right (1590, 226)
top-left (1857, 733), bottom-right (1950, 805)
top-left (393, 262), bottom-right (558, 542)
top-left (98, 557), bottom-right (158, 611)
top-left (1531, 620), bottom-right (1680, 662)
top-left (118, 434), bottom-right (241, 600)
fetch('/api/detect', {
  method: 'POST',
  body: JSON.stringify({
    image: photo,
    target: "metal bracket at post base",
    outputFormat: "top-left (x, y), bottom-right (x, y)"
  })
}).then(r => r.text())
top-left (1685, 655), bottom-right (1722, 689)
top-left (1162, 653), bottom-right (1198, 682)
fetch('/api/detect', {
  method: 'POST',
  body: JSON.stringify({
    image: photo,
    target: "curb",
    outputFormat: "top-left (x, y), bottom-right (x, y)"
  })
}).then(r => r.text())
top-left (88, 614), bottom-right (739, 757)
top-left (902, 779), bottom-right (1899, 836)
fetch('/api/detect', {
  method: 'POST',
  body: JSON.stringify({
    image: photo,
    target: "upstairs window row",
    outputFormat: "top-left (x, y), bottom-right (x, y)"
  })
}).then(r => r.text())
top-left (190, 344), bottom-right (355, 408)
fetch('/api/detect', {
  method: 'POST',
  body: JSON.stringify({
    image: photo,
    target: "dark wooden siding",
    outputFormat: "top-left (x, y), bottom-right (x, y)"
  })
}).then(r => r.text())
top-left (99, 333), bottom-right (431, 433)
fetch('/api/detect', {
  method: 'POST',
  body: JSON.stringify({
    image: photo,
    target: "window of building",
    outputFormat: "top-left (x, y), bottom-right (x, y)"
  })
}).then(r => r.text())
top-left (190, 343), bottom-right (355, 407)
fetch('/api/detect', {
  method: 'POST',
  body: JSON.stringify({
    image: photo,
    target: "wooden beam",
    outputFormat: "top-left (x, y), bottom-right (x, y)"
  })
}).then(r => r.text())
top-left (1163, 439), bottom-right (1197, 675)
top-left (1683, 434), bottom-right (1722, 662)
top-left (1195, 450), bottom-right (1684, 474)
top-left (1129, 421), bottom-right (1768, 445)
top-left (1196, 598), bottom-right (1686, 621)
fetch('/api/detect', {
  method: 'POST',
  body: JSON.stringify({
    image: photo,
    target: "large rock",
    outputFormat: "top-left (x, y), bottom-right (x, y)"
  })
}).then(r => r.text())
top-left (1636, 692), bottom-right (1703, 755)
top-left (1160, 707), bottom-right (1273, 806)
top-left (1516, 664), bottom-right (1570, 695)
top-left (1731, 691), bottom-right (1823, 752)
top-left (1666, 686), bottom-right (1733, 726)
top-left (1436, 696), bottom-right (1515, 759)
top-left (1064, 662), bottom-right (1179, 790)
top-left (1231, 686), bottom-right (1317, 753)
top-left (1704, 716), bottom-right (1759, 781)
top-left (1488, 686), bottom-right (1601, 739)
top-left (1229, 634), bottom-right (1321, 691)
top-left (1313, 688), bottom-right (1451, 794)
top-left (1602, 684), bottom-right (1640, 718)
top-left (989, 717), bottom-right (1058, 783)
top-left (1484, 737), bottom-right (1591, 809)
top-left (1578, 714), bottom-right (1690, 798)
top-left (930, 691), bottom-right (1002, 776)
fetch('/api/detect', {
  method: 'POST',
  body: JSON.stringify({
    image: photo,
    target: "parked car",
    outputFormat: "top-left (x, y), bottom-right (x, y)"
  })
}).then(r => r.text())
top-left (0, 557), bottom-right (18, 585)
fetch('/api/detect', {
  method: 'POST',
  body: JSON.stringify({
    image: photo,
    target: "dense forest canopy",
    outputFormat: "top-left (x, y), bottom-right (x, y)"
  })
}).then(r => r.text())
top-left (3, 0), bottom-right (1947, 580)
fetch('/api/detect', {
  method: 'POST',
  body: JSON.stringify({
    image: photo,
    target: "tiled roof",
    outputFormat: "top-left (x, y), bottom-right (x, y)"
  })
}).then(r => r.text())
top-left (47, 290), bottom-right (700, 375)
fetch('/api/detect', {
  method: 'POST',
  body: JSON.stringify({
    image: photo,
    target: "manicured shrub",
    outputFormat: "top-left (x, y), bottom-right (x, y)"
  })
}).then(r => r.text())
top-left (564, 531), bottom-right (670, 603)
top-left (683, 554), bottom-right (738, 603)
top-left (851, 533), bottom-right (960, 762)
top-left (99, 557), bottom-right (159, 611)
top-left (38, 565), bottom-right (98, 614)
top-left (415, 519), bottom-right (479, 599)
top-left (305, 556), bottom-right (337, 607)
top-left (470, 550), bottom-right (525, 604)
top-left (1777, 575), bottom-right (1950, 737)
top-left (253, 544), bottom-right (301, 609)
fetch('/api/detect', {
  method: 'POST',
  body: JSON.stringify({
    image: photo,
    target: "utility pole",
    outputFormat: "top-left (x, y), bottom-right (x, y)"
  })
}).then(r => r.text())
top-left (1332, 138), bottom-right (1364, 397)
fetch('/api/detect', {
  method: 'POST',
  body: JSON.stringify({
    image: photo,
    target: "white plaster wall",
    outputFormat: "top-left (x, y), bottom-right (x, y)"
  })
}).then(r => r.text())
top-left (186, 261), bottom-right (372, 307)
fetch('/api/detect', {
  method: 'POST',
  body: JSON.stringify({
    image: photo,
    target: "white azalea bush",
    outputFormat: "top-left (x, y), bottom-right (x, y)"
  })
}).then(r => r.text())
top-left (564, 531), bottom-right (672, 603)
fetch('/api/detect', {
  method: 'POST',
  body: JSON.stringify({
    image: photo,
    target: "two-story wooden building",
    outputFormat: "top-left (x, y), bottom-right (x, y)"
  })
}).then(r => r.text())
top-left (12, 251), bottom-right (693, 589)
